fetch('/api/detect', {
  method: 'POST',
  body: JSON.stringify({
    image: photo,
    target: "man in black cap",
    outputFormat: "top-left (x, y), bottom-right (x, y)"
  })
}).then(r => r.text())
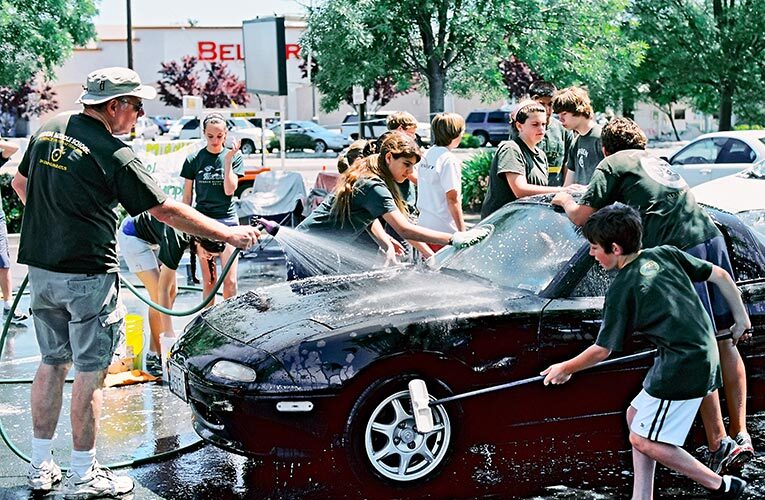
top-left (13, 66), bottom-right (260, 498)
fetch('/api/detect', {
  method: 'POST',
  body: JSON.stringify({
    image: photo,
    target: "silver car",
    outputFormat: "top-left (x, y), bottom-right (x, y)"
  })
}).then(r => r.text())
top-left (270, 120), bottom-right (350, 153)
top-left (666, 130), bottom-right (765, 186)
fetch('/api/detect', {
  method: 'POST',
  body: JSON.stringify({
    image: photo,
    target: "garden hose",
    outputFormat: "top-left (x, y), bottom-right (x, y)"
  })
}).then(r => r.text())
top-left (0, 219), bottom-right (281, 469)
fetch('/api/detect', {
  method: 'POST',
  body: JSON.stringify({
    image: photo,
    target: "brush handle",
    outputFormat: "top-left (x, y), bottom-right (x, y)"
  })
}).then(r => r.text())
top-left (429, 331), bottom-right (737, 407)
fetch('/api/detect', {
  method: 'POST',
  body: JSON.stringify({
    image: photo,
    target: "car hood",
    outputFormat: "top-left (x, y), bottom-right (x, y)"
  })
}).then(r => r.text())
top-left (692, 174), bottom-right (765, 213)
top-left (199, 267), bottom-right (529, 351)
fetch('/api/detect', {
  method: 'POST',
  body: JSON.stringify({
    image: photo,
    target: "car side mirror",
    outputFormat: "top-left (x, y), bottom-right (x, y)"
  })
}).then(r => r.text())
top-left (660, 156), bottom-right (670, 163)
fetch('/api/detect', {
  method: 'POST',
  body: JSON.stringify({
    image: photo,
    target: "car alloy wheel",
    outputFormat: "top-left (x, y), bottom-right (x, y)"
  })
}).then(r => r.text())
top-left (240, 140), bottom-right (255, 155)
top-left (314, 140), bottom-right (327, 153)
top-left (362, 388), bottom-right (451, 482)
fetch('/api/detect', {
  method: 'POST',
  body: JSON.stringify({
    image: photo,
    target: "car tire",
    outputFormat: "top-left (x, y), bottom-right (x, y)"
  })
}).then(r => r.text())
top-left (344, 374), bottom-right (455, 485)
top-left (240, 140), bottom-right (255, 155)
top-left (234, 180), bottom-right (254, 199)
top-left (474, 131), bottom-right (489, 147)
top-left (314, 140), bottom-right (327, 153)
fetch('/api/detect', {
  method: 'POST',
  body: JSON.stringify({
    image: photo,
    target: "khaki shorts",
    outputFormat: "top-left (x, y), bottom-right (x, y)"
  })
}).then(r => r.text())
top-left (28, 266), bottom-right (126, 372)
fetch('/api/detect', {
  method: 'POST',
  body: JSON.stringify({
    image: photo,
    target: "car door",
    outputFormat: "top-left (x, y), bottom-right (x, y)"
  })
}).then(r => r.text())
top-left (672, 137), bottom-right (756, 186)
top-left (535, 246), bottom-right (654, 434)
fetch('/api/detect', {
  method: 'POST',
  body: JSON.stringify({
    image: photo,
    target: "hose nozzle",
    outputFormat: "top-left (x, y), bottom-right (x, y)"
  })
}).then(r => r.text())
top-left (252, 217), bottom-right (280, 236)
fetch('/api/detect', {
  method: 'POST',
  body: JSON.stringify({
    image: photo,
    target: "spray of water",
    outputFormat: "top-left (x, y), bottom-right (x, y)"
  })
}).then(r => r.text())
top-left (272, 226), bottom-right (396, 278)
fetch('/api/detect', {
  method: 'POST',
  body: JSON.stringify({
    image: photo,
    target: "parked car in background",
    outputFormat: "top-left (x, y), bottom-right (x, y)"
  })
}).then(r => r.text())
top-left (340, 111), bottom-right (431, 145)
top-left (464, 109), bottom-right (511, 147)
top-left (269, 120), bottom-right (350, 153)
top-left (692, 160), bottom-right (765, 244)
top-left (115, 116), bottom-right (160, 141)
top-left (168, 116), bottom-right (275, 154)
top-left (665, 130), bottom-right (765, 186)
top-left (167, 195), bottom-right (765, 494)
top-left (149, 115), bottom-right (175, 134)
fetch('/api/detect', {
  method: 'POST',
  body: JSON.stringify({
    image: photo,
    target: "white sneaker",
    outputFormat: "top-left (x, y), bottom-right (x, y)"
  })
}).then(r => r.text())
top-left (27, 459), bottom-right (62, 492)
top-left (63, 462), bottom-right (134, 499)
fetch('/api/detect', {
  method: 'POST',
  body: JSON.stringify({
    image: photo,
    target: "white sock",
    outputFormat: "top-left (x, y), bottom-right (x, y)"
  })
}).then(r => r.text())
top-left (3, 300), bottom-right (11, 310)
top-left (70, 448), bottom-right (96, 477)
top-left (31, 437), bottom-right (53, 466)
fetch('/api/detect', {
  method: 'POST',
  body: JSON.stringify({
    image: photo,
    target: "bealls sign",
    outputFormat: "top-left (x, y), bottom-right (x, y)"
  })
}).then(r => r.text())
top-left (197, 41), bottom-right (302, 62)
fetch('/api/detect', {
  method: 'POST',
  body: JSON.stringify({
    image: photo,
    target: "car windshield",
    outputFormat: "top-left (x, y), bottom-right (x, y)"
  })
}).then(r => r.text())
top-left (229, 118), bottom-right (254, 129)
top-left (435, 203), bottom-right (584, 293)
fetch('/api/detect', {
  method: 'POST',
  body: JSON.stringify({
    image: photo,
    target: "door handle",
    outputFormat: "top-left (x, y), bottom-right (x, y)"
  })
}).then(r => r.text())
top-left (700, 168), bottom-right (712, 174)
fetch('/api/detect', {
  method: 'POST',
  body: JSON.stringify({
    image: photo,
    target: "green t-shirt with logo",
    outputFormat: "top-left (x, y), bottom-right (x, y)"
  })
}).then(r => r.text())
top-left (580, 149), bottom-right (720, 249)
top-left (17, 113), bottom-right (167, 274)
top-left (481, 138), bottom-right (548, 219)
top-left (132, 212), bottom-right (190, 270)
top-left (595, 246), bottom-right (721, 400)
top-left (568, 123), bottom-right (604, 185)
top-left (297, 176), bottom-right (398, 242)
top-left (181, 147), bottom-right (244, 219)
top-left (539, 118), bottom-right (573, 187)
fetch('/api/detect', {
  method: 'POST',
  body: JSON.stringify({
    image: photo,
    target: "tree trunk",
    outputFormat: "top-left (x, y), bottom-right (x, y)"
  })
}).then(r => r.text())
top-left (427, 66), bottom-right (445, 117)
top-left (718, 82), bottom-right (734, 131)
top-left (665, 104), bottom-right (681, 141)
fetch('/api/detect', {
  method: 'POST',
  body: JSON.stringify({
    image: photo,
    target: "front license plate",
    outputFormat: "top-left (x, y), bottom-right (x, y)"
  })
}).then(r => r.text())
top-left (168, 360), bottom-right (188, 403)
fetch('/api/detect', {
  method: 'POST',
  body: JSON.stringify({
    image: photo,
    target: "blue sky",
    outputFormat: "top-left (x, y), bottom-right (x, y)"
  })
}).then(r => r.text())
top-left (95, 0), bottom-right (311, 26)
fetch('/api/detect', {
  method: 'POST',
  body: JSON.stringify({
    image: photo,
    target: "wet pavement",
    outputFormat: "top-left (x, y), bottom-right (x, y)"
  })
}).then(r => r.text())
top-left (0, 240), bottom-right (763, 498)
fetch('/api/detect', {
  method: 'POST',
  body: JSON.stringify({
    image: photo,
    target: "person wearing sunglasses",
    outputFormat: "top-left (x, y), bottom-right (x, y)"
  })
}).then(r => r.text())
top-left (12, 66), bottom-right (261, 499)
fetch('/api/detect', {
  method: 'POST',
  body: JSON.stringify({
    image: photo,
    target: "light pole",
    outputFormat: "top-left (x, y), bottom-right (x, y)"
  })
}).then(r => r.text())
top-left (126, 0), bottom-right (134, 69)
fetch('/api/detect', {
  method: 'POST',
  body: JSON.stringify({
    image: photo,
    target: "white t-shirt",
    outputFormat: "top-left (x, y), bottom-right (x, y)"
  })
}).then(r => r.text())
top-left (416, 146), bottom-right (462, 232)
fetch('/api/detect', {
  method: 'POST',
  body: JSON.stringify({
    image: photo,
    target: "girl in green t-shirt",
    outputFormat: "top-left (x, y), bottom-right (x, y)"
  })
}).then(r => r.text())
top-left (292, 133), bottom-right (489, 279)
top-left (181, 114), bottom-right (244, 305)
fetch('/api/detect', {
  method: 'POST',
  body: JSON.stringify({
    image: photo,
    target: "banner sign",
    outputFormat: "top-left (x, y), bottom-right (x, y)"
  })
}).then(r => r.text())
top-left (133, 140), bottom-right (203, 201)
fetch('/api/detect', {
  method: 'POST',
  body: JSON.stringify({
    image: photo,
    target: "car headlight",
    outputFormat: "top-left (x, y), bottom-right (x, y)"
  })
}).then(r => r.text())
top-left (210, 360), bottom-right (257, 382)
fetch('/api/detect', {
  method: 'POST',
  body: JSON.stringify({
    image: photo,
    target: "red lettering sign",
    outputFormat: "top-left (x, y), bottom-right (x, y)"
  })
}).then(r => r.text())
top-left (197, 41), bottom-right (299, 61)
top-left (220, 44), bottom-right (235, 61)
top-left (286, 43), bottom-right (301, 60)
top-left (198, 41), bottom-right (217, 61)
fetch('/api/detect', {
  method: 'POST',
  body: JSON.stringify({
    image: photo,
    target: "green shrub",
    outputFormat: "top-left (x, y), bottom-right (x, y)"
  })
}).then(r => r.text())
top-left (733, 124), bottom-right (764, 131)
top-left (0, 173), bottom-right (23, 233)
top-left (268, 134), bottom-right (316, 152)
top-left (458, 133), bottom-right (482, 149)
top-left (461, 149), bottom-right (494, 212)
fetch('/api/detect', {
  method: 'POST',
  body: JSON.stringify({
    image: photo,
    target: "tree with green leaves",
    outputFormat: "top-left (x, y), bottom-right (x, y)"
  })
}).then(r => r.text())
top-left (301, 0), bottom-right (643, 116)
top-left (632, 0), bottom-right (765, 131)
top-left (0, 0), bottom-right (97, 87)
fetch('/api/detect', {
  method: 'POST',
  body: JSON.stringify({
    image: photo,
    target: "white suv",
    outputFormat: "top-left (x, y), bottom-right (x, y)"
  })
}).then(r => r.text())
top-left (168, 116), bottom-right (275, 154)
top-left (340, 111), bottom-right (431, 145)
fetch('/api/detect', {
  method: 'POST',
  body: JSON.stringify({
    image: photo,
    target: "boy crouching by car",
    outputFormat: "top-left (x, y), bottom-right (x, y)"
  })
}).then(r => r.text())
top-left (541, 203), bottom-right (752, 499)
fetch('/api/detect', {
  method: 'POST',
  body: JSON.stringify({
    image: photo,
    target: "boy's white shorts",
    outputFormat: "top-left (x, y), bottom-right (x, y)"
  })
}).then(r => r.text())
top-left (629, 389), bottom-right (703, 446)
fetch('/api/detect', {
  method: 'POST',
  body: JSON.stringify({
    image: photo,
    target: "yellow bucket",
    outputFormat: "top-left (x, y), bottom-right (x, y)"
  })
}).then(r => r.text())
top-left (125, 314), bottom-right (144, 369)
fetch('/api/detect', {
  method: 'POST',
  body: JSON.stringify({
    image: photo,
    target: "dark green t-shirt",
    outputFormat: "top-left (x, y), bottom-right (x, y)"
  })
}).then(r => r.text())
top-left (540, 118), bottom-right (573, 187)
top-left (568, 123), bottom-right (604, 185)
top-left (595, 246), bottom-right (721, 400)
top-left (480, 138), bottom-right (548, 219)
top-left (181, 147), bottom-right (244, 219)
top-left (132, 212), bottom-right (190, 270)
top-left (17, 113), bottom-right (167, 274)
top-left (297, 176), bottom-right (398, 242)
top-left (580, 149), bottom-right (720, 249)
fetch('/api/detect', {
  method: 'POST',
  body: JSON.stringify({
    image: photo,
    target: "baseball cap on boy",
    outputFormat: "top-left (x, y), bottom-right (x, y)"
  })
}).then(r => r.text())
top-left (76, 67), bottom-right (157, 105)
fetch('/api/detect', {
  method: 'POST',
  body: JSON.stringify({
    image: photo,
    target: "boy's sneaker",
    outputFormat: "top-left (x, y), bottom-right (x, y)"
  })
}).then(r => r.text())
top-left (710, 475), bottom-right (747, 499)
top-left (27, 460), bottom-right (62, 492)
top-left (63, 462), bottom-right (134, 499)
top-left (703, 436), bottom-right (743, 474)
top-left (145, 352), bottom-right (162, 378)
top-left (727, 432), bottom-right (756, 471)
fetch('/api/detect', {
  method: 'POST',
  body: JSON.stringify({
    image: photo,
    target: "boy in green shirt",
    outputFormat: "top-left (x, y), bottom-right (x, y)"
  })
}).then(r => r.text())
top-left (542, 203), bottom-right (751, 499)
top-left (552, 118), bottom-right (753, 473)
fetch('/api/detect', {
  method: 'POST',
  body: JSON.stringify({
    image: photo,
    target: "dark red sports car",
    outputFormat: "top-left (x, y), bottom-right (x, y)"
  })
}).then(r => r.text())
top-left (168, 197), bottom-right (765, 495)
